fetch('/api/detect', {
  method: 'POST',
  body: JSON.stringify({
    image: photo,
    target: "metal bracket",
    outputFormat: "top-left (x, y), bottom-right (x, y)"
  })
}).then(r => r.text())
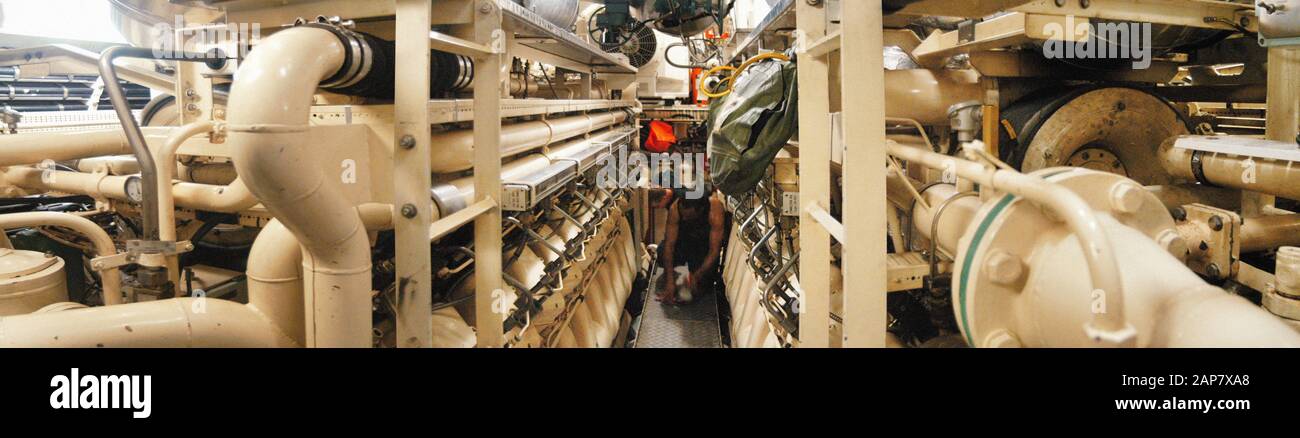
top-left (1261, 35), bottom-right (1300, 47)
top-left (89, 252), bottom-right (138, 272)
top-left (126, 240), bottom-right (194, 256)
top-left (90, 240), bottom-right (194, 272)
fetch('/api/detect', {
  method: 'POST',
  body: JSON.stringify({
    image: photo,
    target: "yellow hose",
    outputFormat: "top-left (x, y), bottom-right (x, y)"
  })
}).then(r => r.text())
top-left (699, 52), bottom-right (791, 99)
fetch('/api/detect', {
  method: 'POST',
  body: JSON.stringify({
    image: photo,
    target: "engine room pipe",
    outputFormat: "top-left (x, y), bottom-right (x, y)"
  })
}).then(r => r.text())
top-left (1020, 216), bottom-right (1300, 347)
top-left (246, 220), bottom-right (305, 346)
top-left (225, 25), bottom-right (371, 347)
top-left (0, 298), bottom-right (298, 347)
top-left (886, 173), bottom-right (1300, 347)
top-left (433, 128), bottom-right (619, 215)
top-left (1144, 184), bottom-right (1241, 211)
top-left (0, 167), bottom-right (258, 213)
top-left (1241, 214), bottom-right (1300, 253)
top-left (884, 69), bottom-right (982, 125)
top-left (0, 212), bottom-right (123, 306)
top-left (153, 121), bottom-right (215, 284)
top-left (908, 183), bottom-right (982, 256)
top-left (0, 127), bottom-right (171, 167)
top-left (887, 140), bottom-right (1134, 344)
top-left (1160, 137), bottom-right (1300, 201)
top-left (98, 46), bottom-right (222, 241)
top-left (429, 111), bottom-right (628, 173)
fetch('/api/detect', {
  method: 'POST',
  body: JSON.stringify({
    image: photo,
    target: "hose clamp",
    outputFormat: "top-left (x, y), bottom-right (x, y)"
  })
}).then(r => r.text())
top-left (1189, 150), bottom-right (1215, 187)
top-left (301, 22), bottom-right (369, 89)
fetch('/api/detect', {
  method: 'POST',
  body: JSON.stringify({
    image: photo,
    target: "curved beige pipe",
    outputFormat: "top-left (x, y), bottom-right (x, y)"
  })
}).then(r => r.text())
top-left (429, 111), bottom-right (628, 173)
top-left (246, 220), bottom-right (306, 346)
top-left (225, 26), bottom-right (370, 347)
top-left (152, 121), bottom-right (216, 283)
top-left (0, 298), bottom-right (296, 347)
top-left (0, 212), bottom-right (123, 306)
top-left (0, 203), bottom-right (394, 349)
top-left (0, 127), bottom-right (172, 167)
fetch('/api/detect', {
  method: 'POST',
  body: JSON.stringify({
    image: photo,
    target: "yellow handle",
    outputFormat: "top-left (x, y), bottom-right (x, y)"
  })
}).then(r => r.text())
top-left (699, 52), bottom-right (791, 99)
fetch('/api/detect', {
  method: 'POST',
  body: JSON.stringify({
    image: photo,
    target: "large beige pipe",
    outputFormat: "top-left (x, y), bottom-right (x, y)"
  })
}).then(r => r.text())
top-left (885, 69), bottom-right (982, 126)
top-left (909, 183), bottom-right (982, 256)
top-left (429, 111), bottom-right (628, 173)
top-left (0, 204), bottom-right (394, 349)
top-left (75, 157), bottom-right (239, 185)
top-left (0, 298), bottom-right (296, 347)
top-left (1241, 214), bottom-right (1300, 253)
top-left (1145, 184), bottom-right (1241, 211)
top-left (0, 127), bottom-right (171, 167)
top-left (1160, 137), bottom-right (1300, 201)
top-left (886, 173), bottom-right (1300, 347)
top-left (245, 220), bottom-right (306, 346)
top-left (0, 212), bottom-right (123, 306)
top-left (0, 167), bottom-right (257, 213)
top-left (888, 141), bottom-right (1132, 342)
top-left (1018, 216), bottom-right (1300, 347)
top-left (225, 26), bottom-right (370, 347)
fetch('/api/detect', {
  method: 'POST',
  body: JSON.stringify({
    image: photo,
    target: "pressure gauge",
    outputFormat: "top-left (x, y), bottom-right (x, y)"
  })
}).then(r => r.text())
top-left (123, 175), bottom-right (144, 204)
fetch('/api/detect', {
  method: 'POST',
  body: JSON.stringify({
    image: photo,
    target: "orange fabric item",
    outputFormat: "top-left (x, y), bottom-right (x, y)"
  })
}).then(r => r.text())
top-left (644, 120), bottom-right (677, 153)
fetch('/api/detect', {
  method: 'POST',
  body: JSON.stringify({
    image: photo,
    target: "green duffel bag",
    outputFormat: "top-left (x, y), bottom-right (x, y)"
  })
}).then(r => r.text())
top-left (707, 56), bottom-right (798, 197)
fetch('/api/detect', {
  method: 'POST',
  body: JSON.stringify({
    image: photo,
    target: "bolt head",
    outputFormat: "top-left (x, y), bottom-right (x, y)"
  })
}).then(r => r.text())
top-left (399, 135), bottom-right (416, 149)
top-left (1206, 263), bottom-right (1222, 279)
top-left (1209, 215), bottom-right (1225, 231)
top-left (984, 250), bottom-right (1025, 286)
top-left (984, 329), bottom-right (1022, 348)
top-left (400, 204), bottom-right (418, 218)
top-left (1109, 182), bottom-right (1144, 214)
top-left (1171, 206), bottom-right (1187, 222)
top-left (1157, 230), bottom-right (1188, 259)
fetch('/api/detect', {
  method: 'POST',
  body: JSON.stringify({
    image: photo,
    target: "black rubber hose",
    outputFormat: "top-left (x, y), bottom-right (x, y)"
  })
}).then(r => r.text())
top-left (313, 26), bottom-right (474, 99)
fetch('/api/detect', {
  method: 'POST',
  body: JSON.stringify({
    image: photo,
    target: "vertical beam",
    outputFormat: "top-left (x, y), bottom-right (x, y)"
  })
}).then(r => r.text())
top-left (580, 71), bottom-right (594, 99)
top-left (839, 0), bottom-right (887, 347)
top-left (473, 0), bottom-right (506, 347)
top-left (795, 0), bottom-right (831, 348)
top-left (393, 0), bottom-right (434, 347)
top-left (1253, 47), bottom-right (1300, 214)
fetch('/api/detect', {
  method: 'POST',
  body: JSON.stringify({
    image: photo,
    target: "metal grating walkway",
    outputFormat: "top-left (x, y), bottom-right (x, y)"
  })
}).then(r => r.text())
top-left (634, 275), bottom-right (723, 348)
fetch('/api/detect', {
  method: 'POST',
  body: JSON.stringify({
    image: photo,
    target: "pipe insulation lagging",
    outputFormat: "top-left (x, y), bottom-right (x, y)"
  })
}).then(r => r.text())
top-left (300, 23), bottom-right (472, 99)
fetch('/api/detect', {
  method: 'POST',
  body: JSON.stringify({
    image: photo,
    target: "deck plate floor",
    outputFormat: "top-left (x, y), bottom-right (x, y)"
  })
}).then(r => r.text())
top-left (634, 275), bottom-right (723, 348)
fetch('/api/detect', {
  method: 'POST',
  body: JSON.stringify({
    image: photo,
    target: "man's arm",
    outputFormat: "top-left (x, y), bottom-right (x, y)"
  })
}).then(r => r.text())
top-left (690, 195), bottom-right (726, 286)
top-left (661, 204), bottom-right (681, 300)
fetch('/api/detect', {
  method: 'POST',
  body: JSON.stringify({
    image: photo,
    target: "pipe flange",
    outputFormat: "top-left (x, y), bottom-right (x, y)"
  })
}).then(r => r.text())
top-left (954, 167), bottom-right (1175, 347)
top-left (1263, 288), bottom-right (1300, 321)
